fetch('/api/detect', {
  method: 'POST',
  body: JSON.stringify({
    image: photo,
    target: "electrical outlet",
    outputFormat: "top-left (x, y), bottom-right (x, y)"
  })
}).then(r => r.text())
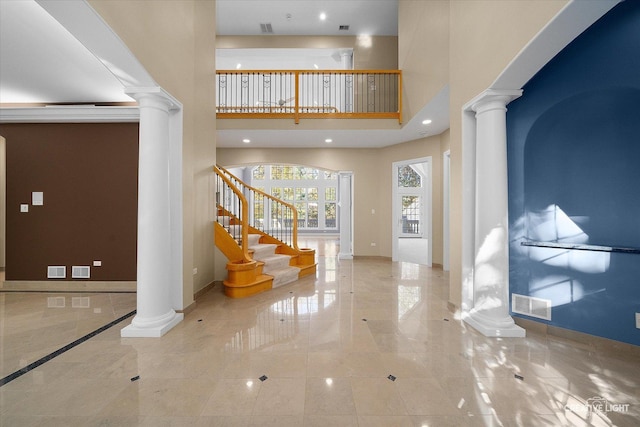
top-left (636, 312), bottom-right (640, 329)
top-left (193, 267), bottom-right (198, 275)
top-left (371, 242), bottom-right (376, 247)
top-left (93, 260), bottom-right (102, 267)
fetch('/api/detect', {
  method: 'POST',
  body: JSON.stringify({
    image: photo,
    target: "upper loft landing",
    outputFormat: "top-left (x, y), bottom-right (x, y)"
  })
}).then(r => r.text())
top-left (216, 69), bottom-right (402, 124)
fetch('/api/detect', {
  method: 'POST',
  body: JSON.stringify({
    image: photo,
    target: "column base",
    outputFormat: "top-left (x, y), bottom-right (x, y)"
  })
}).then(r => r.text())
top-left (338, 252), bottom-right (353, 260)
top-left (120, 311), bottom-right (184, 338)
top-left (463, 311), bottom-right (526, 338)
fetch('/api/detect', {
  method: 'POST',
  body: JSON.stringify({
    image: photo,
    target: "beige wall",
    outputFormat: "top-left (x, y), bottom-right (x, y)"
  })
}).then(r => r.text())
top-left (217, 35), bottom-right (398, 70)
top-left (398, 0), bottom-right (449, 122)
top-left (0, 136), bottom-right (5, 269)
top-left (192, 1), bottom-right (218, 296)
top-left (90, 0), bottom-right (218, 306)
top-left (217, 133), bottom-right (445, 265)
top-left (446, 0), bottom-right (568, 307)
top-left (440, 128), bottom-right (450, 154)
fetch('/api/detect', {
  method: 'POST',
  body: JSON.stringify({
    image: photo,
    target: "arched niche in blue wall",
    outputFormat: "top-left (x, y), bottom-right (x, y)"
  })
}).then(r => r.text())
top-left (507, 0), bottom-right (640, 346)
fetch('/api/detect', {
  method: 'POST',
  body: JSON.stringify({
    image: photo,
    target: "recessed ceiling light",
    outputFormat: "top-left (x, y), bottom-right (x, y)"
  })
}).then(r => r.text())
top-left (242, 139), bottom-right (250, 143)
top-left (319, 12), bottom-right (327, 21)
top-left (422, 119), bottom-right (432, 125)
top-left (325, 138), bottom-right (333, 143)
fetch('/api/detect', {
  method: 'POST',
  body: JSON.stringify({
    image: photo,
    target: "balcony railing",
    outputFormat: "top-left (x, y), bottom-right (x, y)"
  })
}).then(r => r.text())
top-left (216, 69), bottom-right (402, 123)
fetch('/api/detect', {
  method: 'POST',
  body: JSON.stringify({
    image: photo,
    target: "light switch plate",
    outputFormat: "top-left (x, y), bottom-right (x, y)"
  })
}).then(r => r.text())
top-left (636, 312), bottom-right (640, 329)
top-left (32, 191), bottom-right (43, 206)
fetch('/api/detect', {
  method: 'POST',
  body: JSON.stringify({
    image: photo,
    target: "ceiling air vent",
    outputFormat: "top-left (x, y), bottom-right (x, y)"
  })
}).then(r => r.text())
top-left (339, 25), bottom-right (350, 31)
top-left (260, 23), bottom-right (273, 34)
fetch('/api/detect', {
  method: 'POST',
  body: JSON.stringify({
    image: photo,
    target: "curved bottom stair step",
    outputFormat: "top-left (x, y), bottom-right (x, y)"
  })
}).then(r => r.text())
top-left (223, 274), bottom-right (273, 298)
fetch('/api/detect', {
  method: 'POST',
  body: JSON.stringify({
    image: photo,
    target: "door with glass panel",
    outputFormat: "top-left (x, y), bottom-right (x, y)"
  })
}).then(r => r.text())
top-left (397, 165), bottom-right (424, 238)
top-left (392, 159), bottom-right (432, 266)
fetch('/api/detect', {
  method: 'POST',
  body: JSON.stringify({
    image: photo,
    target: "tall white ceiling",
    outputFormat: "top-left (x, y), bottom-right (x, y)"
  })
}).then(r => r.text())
top-left (216, 0), bottom-right (398, 36)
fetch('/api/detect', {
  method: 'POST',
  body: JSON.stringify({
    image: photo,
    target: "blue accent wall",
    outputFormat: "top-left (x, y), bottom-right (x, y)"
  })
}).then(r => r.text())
top-left (507, 0), bottom-right (640, 346)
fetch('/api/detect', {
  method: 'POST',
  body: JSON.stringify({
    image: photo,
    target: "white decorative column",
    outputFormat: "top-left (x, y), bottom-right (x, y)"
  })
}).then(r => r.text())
top-left (463, 89), bottom-right (525, 338)
top-left (340, 50), bottom-right (353, 70)
top-left (338, 171), bottom-right (354, 260)
top-left (121, 87), bottom-right (184, 337)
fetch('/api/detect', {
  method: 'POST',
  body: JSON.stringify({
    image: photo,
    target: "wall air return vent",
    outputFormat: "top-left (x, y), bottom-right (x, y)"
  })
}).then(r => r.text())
top-left (339, 25), bottom-right (350, 31)
top-left (72, 297), bottom-right (90, 308)
top-left (260, 23), bottom-right (273, 33)
top-left (47, 296), bottom-right (66, 308)
top-left (512, 293), bottom-right (552, 321)
top-left (72, 266), bottom-right (91, 279)
top-left (47, 266), bottom-right (66, 279)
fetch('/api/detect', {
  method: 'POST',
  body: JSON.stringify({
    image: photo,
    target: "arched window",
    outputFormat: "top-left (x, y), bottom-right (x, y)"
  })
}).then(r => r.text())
top-left (251, 165), bottom-right (338, 232)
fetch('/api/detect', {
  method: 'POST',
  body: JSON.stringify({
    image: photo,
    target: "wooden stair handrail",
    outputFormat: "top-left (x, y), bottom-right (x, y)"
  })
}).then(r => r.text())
top-left (214, 165), bottom-right (251, 263)
top-left (216, 164), bottom-right (300, 251)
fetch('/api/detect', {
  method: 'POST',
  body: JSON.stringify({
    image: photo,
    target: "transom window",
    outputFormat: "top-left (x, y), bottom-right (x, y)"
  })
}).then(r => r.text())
top-left (252, 165), bottom-right (338, 231)
top-left (398, 165), bottom-right (422, 188)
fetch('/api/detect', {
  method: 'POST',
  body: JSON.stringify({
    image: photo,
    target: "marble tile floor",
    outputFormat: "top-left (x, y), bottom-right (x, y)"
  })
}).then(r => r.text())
top-left (1, 239), bottom-right (639, 426)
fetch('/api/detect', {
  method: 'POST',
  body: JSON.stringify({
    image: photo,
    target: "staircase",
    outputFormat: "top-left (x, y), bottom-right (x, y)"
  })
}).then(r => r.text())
top-left (214, 165), bottom-right (316, 298)
top-left (247, 234), bottom-right (300, 287)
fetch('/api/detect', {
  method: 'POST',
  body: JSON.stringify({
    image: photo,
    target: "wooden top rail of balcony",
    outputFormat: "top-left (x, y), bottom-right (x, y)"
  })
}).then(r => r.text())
top-left (216, 69), bottom-right (402, 124)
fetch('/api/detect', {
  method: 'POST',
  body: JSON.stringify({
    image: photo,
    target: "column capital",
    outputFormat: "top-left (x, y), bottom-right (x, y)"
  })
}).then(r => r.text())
top-left (466, 89), bottom-right (523, 114)
top-left (125, 86), bottom-right (182, 111)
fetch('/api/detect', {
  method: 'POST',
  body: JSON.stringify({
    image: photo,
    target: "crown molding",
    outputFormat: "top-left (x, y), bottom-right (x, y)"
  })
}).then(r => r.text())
top-left (0, 106), bottom-right (139, 123)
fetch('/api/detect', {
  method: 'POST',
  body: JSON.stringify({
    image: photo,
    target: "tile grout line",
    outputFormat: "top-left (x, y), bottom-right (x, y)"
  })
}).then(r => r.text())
top-left (0, 309), bottom-right (136, 387)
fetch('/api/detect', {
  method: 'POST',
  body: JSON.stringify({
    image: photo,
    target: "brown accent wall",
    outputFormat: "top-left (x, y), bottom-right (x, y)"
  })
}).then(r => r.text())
top-left (0, 123), bottom-right (138, 281)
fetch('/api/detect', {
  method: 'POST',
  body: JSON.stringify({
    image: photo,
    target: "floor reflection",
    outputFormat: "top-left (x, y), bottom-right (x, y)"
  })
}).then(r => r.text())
top-left (0, 239), bottom-right (639, 426)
